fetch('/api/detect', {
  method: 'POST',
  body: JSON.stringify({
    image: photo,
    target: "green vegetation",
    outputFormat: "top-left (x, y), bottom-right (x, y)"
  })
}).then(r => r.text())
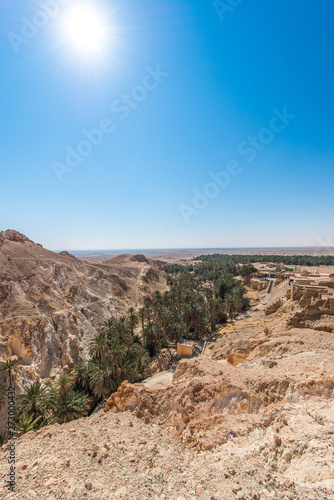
top-left (0, 431), bottom-right (9, 446)
top-left (16, 415), bottom-right (43, 435)
top-left (0, 259), bottom-right (251, 434)
top-left (0, 385), bottom-right (7, 408)
top-left (193, 253), bottom-right (334, 267)
top-left (14, 375), bottom-right (90, 434)
top-left (162, 258), bottom-right (249, 337)
top-left (17, 380), bottom-right (56, 423)
top-left (239, 263), bottom-right (258, 278)
top-left (0, 358), bottom-right (21, 387)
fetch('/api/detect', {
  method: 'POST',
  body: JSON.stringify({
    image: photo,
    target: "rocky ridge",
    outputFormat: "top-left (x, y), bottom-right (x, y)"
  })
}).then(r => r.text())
top-left (1, 366), bottom-right (334, 499)
top-left (0, 230), bottom-right (167, 384)
top-left (1, 251), bottom-right (334, 499)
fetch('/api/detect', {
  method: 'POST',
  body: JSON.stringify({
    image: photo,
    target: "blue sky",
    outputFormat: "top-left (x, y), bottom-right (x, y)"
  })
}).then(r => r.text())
top-left (1, 0), bottom-right (334, 250)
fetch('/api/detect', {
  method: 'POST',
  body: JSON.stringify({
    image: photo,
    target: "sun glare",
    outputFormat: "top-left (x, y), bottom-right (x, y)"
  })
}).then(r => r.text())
top-left (62, 4), bottom-right (107, 57)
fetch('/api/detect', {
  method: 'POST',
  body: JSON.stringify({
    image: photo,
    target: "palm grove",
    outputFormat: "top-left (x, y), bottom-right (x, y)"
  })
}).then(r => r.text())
top-left (0, 259), bottom-right (250, 440)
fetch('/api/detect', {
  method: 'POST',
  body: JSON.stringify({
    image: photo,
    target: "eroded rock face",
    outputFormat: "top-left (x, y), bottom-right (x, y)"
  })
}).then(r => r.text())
top-left (288, 294), bottom-right (334, 329)
top-left (105, 357), bottom-right (334, 449)
top-left (224, 339), bottom-right (280, 366)
top-left (0, 229), bottom-right (33, 244)
top-left (3, 398), bottom-right (334, 500)
top-left (1, 266), bottom-right (334, 499)
top-left (105, 361), bottom-right (261, 443)
top-left (250, 278), bottom-right (268, 291)
top-left (0, 230), bottom-right (167, 383)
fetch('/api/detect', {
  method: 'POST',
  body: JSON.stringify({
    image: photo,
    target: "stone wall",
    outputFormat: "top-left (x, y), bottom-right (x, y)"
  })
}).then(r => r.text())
top-left (265, 281), bottom-right (290, 315)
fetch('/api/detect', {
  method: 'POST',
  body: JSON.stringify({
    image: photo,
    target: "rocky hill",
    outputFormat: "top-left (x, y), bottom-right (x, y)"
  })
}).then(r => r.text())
top-left (1, 357), bottom-right (333, 499)
top-left (1, 252), bottom-right (334, 499)
top-left (0, 230), bottom-right (167, 384)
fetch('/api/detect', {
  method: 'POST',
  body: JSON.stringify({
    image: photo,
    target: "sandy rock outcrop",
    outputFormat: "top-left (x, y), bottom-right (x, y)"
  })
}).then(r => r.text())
top-left (0, 230), bottom-right (167, 384)
top-left (105, 355), bottom-right (334, 451)
top-left (2, 398), bottom-right (334, 499)
top-left (2, 277), bottom-right (334, 499)
top-left (250, 278), bottom-right (269, 291)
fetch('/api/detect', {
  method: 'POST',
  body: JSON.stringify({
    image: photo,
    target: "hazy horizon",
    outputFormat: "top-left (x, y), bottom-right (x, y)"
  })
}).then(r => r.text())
top-left (70, 246), bottom-right (334, 253)
top-left (3, 228), bottom-right (334, 254)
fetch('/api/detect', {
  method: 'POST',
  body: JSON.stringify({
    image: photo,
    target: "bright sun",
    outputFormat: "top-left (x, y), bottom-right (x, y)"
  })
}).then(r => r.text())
top-left (63, 4), bottom-right (107, 56)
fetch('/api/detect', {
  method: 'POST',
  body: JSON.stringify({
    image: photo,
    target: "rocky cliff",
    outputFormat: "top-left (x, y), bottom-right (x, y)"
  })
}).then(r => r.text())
top-left (0, 230), bottom-right (167, 383)
top-left (1, 266), bottom-right (334, 499)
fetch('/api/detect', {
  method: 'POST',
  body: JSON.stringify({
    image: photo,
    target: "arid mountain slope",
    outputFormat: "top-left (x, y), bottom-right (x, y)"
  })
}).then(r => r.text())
top-left (1, 272), bottom-right (334, 498)
top-left (2, 360), bottom-right (333, 500)
top-left (0, 230), bottom-right (167, 382)
top-left (100, 288), bottom-right (334, 499)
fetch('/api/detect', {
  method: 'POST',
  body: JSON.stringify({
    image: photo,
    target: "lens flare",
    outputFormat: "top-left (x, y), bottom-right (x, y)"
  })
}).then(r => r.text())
top-left (63, 4), bottom-right (107, 56)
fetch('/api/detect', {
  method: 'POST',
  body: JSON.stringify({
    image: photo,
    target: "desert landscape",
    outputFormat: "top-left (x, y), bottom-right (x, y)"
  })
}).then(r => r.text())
top-left (3, 2), bottom-right (334, 499)
top-left (1, 231), bottom-right (334, 499)
top-left (73, 247), bottom-right (334, 266)
top-left (0, 230), bottom-right (166, 382)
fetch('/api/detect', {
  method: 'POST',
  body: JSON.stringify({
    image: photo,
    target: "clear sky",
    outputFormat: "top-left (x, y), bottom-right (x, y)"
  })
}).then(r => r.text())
top-left (1, 0), bottom-right (334, 250)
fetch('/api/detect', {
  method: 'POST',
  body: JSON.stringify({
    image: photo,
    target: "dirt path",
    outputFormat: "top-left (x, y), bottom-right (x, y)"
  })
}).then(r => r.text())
top-left (203, 287), bottom-right (269, 357)
top-left (142, 370), bottom-right (173, 389)
top-left (262, 278), bottom-right (276, 304)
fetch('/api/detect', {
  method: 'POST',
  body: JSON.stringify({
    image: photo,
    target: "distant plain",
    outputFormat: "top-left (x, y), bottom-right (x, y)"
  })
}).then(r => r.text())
top-left (72, 247), bottom-right (334, 264)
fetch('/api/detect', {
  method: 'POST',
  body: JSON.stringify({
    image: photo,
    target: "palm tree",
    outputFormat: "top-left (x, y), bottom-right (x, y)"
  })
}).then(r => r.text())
top-left (89, 332), bottom-right (108, 363)
top-left (144, 296), bottom-right (152, 308)
top-left (101, 318), bottom-right (115, 338)
top-left (132, 345), bottom-right (150, 372)
top-left (72, 362), bottom-right (91, 393)
top-left (56, 390), bottom-right (90, 424)
top-left (169, 285), bottom-right (177, 309)
top-left (143, 296), bottom-right (152, 321)
top-left (88, 362), bottom-right (114, 398)
top-left (116, 357), bottom-right (138, 385)
top-left (152, 291), bottom-right (162, 306)
top-left (127, 308), bottom-right (138, 336)
top-left (169, 319), bottom-right (187, 344)
top-left (138, 307), bottom-right (146, 331)
top-left (154, 303), bottom-right (165, 346)
top-left (143, 321), bottom-right (158, 355)
top-left (0, 359), bottom-right (21, 387)
top-left (57, 374), bottom-right (73, 396)
top-left (114, 317), bottom-right (131, 344)
top-left (124, 338), bottom-right (140, 358)
top-left (182, 303), bottom-right (193, 329)
top-left (0, 385), bottom-right (7, 408)
top-left (203, 287), bottom-right (213, 302)
top-left (160, 307), bottom-right (171, 343)
top-left (17, 381), bottom-right (56, 422)
top-left (107, 337), bottom-right (126, 382)
top-left (16, 415), bottom-right (42, 436)
top-left (196, 315), bottom-right (208, 337)
top-left (207, 298), bottom-right (216, 330)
